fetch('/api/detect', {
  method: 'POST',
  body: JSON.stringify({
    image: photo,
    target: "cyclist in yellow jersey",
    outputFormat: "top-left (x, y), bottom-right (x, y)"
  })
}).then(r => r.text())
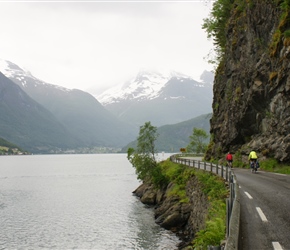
top-left (249, 150), bottom-right (258, 170)
top-left (248, 150), bottom-right (258, 161)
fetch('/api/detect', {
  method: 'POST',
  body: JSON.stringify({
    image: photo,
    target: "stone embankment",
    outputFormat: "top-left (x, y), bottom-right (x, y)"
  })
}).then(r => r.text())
top-left (133, 176), bottom-right (209, 249)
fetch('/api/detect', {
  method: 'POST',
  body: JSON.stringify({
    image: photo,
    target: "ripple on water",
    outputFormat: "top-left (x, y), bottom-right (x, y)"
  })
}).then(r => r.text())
top-left (0, 154), bottom-right (180, 249)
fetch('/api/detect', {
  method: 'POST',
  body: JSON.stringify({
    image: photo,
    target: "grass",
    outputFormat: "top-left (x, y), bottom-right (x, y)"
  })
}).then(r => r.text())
top-left (260, 158), bottom-right (290, 174)
top-left (192, 172), bottom-right (227, 249)
top-left (159, 160), bottom-right (191, 202)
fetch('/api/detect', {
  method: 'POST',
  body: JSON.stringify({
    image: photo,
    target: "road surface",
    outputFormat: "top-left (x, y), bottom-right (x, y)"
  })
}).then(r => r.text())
top-left (233, 168), bottom-right (290, 250)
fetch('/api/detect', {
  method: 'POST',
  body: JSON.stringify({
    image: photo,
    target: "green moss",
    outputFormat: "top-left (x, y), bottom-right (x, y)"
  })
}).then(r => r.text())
top-left (270, 0), bottom-right (290, 56)
top-left (226, 80), bottom-right (233, 102)
top-left (214, 102), bottom-right (219, 111)
top-left (283, 29), bottom-right (290, 38)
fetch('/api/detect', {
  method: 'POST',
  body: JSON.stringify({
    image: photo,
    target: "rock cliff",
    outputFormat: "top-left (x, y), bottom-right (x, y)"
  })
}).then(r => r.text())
top-left (133, 177), bottom-right (209, 249)
top-left (205, 0), bottom-right (290, 162)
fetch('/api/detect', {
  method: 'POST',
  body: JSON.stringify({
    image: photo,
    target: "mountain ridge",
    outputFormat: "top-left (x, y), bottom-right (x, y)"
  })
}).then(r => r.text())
top-left (0, 59), bottom-right (138, 152)
top-left (0, 71), bottom-right (80, 153)
top-left (97, 70), bottom-right (213, 127)
top-left (0, 58), bottom-right (213, 153)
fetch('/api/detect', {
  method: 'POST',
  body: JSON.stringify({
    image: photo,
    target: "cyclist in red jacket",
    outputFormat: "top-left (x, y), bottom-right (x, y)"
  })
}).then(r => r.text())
top-left (226, 152), bottom-right (233, 168)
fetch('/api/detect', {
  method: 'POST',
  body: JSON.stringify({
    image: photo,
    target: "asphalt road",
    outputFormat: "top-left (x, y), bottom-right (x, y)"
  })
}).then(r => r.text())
top-left (233, 168), bottom-right (290, 250)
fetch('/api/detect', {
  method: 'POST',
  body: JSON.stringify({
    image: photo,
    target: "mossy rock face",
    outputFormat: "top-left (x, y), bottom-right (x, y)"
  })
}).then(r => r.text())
top-left (205, 0), bottom-right (290, 163)
top-left (133, 183), bottom-right (157, 205)
top-left (140, 189), bottom-right (157, 205)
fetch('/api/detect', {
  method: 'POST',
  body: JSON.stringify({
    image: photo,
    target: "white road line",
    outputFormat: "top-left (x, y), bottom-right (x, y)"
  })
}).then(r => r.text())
top-left (256, 207), bottom-right (268, 222)
top-left (274, 173), bottom-right (287, 176)
top-left (272, 241), bottom-right (283, 250)
top-left (244, 191), bottom-right (253, 199)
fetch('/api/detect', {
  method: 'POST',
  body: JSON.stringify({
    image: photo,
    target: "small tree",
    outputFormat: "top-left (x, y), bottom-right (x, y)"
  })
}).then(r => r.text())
top-left (127, 122), bottom-right (159, 182)
top-left (187, 128), bottom-right (209, 154)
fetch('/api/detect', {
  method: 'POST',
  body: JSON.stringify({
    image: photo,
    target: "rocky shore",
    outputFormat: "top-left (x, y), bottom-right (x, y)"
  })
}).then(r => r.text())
top-left (133, 176), bottom-right (210, 249)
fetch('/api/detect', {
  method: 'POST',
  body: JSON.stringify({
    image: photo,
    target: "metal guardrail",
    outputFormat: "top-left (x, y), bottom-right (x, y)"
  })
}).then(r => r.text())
top-left (170, 154), bottom-right (240, 250)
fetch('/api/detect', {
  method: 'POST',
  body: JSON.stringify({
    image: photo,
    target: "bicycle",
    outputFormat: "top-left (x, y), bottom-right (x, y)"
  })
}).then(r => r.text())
top-left (227, 161), bottom-right (233, 168)
top-left (250, 160), bottom-right (259, 173)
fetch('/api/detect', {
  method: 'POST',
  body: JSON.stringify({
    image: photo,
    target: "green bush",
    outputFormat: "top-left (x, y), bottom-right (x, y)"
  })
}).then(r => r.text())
top-left (151, 164), bottom-right (170, 188)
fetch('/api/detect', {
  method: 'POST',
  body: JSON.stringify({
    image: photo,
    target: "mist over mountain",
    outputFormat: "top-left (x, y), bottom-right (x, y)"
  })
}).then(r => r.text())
top-left (97, 70), bottom-right (213, 127)
top-left (0, 71), bottom-right (80, 153)
top-left (0, 59), bottom-right (213, 153)
top-left (0, 59), bottom-right (137, 153)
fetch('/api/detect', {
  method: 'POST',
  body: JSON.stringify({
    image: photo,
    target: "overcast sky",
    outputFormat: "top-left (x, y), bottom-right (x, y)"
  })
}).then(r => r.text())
top-left (0, 0), bottom-right (214, 95)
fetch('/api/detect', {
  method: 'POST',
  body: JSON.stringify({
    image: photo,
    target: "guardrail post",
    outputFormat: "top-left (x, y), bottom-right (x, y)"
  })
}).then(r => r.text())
top-left (221, 165), bottom-right (224, 178)
top-left (226, 198), bottom-right (230, 237)
top-left (210, 162), bottom-right (213, 172)
top-left (198, 161), bottom-right (200, 169)
top-left (204, 161), bottom-right (206, 170)
top-left (229, 182), bottom-right (234, 214)
top-left (231, 182), bottom-right (235, 202)
top-left (216, 164), bottom-right (218, 175)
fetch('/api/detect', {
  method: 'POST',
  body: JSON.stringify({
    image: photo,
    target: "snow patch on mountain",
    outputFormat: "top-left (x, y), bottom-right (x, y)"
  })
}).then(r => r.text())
top-left (97, 70), bottom-right (197, 105)
top-left (0, 58), bottom-right (71, 92)
top-left (0, 59), bottom-right (36, 82)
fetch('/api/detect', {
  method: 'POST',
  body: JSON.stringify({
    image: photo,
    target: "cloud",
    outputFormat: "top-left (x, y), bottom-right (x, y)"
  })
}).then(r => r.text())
top-left (0, 1), bottom-right (213, 95)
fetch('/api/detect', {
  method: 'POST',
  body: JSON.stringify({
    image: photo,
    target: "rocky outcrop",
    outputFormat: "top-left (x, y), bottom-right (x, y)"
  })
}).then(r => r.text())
top-left (205, 0), bottom-right (290, 162)
top-left (133, 176), bottom-right (209, 249)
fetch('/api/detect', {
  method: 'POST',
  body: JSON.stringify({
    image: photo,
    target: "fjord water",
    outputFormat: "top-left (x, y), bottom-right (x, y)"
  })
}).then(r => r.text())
top-left (0, 154), bottom-right (180, 249)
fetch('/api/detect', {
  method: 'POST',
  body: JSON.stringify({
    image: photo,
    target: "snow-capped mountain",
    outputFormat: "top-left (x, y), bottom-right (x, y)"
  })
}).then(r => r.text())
top-left (0, 59), bottom-right (137, 152)
top-left (97, 70), bottom-right (213, 127)
top-left (0, 59), bottom-right (71, 92)
top-left (97, 70), bottom-right (210, 105)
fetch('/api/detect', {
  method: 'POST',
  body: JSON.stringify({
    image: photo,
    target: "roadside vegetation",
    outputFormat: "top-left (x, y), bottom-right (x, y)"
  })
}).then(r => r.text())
top-left (259, 159), bottom-right (290, 174)
top-left (127, 122), bottom-right (227, 249)
top-left (158, 160), bottom-right (228, 249)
